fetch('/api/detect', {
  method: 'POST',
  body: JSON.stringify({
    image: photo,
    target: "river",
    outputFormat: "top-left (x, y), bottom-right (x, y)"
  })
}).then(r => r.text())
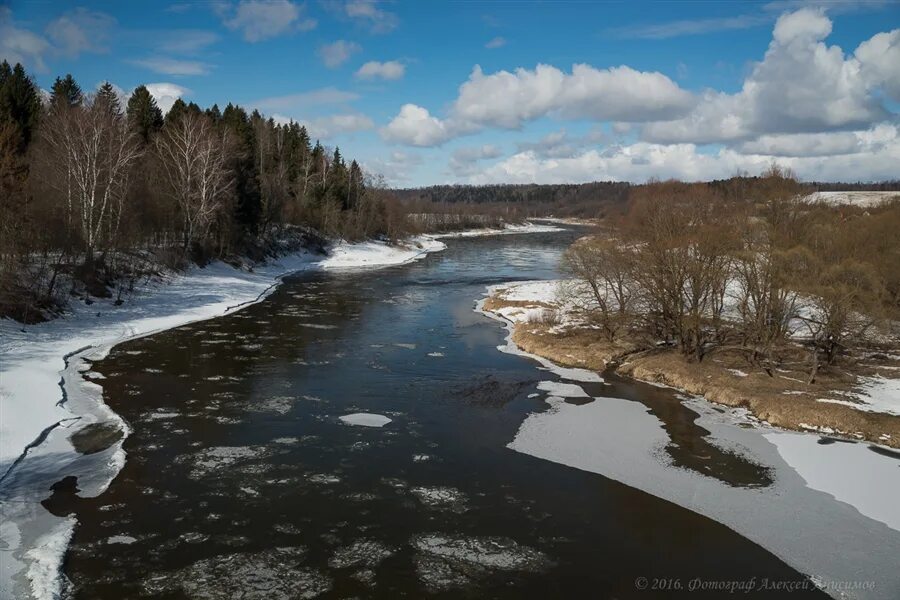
top-left (46, 228), bottom-right (897, 598)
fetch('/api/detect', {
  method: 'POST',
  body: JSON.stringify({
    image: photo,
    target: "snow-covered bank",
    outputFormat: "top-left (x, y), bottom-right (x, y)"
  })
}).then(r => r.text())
top-left (0, 235), bottom-right (447, 600)
top-left (431, 222), bottom-right (563, 238)
top-left (477, 279), bottom-right (900, 599)
top-left (802, 191), bottom-right (899, 208)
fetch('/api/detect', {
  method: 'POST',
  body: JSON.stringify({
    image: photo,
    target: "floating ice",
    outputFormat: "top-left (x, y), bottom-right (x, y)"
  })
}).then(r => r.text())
top-left (339, 413), bottom-right (392, 428)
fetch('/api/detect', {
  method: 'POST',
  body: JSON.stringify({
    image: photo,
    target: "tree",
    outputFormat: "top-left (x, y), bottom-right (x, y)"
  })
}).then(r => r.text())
top-left (155, 112), bottom-right (234, 251)
top-left (562, 237), bottom-right (637, 341)
top-left (0, 62), bottom-right (42, 151)
top-left (95, 81), bottom-right (121, 116)
top-left (126, 85), bottom-right (163, 143)
top-left (50, 74), bottom-right (83, 108)
top-left (40, 94), bottom-right (143, 262)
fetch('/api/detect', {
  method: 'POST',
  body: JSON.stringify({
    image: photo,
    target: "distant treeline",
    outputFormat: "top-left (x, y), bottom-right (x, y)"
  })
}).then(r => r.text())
top-left (395, 177), bottom-right (900, 219)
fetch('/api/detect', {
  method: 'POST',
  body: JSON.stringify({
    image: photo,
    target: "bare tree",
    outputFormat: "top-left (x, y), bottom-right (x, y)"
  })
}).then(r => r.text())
top-left (155, 112), bottom-right (234, 251)
top-left (562, 237), bottom-right (637, 341)
top-left (41, 94), bottom-right (142, 263)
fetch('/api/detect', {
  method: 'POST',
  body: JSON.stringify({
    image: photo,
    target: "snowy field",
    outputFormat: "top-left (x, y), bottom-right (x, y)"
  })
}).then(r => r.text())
top-left (801, 191), bottom-right (900, 208)
top-left (0, 222), bottom-right (558, 600)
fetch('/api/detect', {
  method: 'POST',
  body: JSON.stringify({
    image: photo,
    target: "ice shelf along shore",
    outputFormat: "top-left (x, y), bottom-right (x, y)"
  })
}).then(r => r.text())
top-left (0, 222), bottom-right (560, 600)
top-left (478, 280), bottom-right (900, 600)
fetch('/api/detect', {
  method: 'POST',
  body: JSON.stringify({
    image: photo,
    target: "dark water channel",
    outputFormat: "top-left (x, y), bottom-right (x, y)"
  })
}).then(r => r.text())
top-left (56, 230), bottom-right (826, 599)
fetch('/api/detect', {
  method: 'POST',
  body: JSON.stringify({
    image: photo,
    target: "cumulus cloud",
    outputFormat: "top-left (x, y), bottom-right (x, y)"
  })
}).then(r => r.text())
top-left (380, 104), bottom-right (456, 146)
top-left (485, 36), bottom-right (506, 49)
top-left (454, 64), bottom-right (695, 128)
top-left (45, 8), bottom-right (115, 57)
top-left (130, 57), bottom-right (212, 76)
top-left (344, 0), bottom-right (398, 34)
top-left (355, 60), bottom-right (405, 80)
top-left (145, 82), bottom-right (191, 114)
top-left (380, 63), bottom-right (694, 146)
top-left (642, 10), bottom-right (896, 144)
top-left (0, 7), bottom-right (51, 71)
top-left (471, 123), bottom-right (900, 184)
top-left (222, 0), bottom-right (316, 42)
top-left (318, 40), bottom-right (361, 68)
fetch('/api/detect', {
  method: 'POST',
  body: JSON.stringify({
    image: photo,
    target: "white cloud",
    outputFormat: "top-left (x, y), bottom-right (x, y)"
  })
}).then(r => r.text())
top-left (300, 113), bottom-right (374, 139)
top-left (252, 87), bottom-right (359, 112)
top-left (45, 8), bottom-right (115, 57)
top-left (470, 123), bottom-right (900, 184)
top-left (145, 82), bottom-right (191, 113)
top-left (344, 0), bottom-right (398, 34)
top-left (222, 0), bottom-right (315, 42)
top-left (855, 29), bottom-right (900, 100)
top-left (380, 62), bottom-right (694, 146)
top-left (317, 40), bottom-right (361, 68)
top-left (355, 60), bottom-right (405, 80)
top-left (130, 57), bottom-right (212, 76)
top-left (380, 104), bottom-right (455, 146)
top-left (0, 7), bottom-right (50, 71)
top-left (454, 64), bottom-right (695, 129)
top-left (485, 36), bottom-right (506, 49)
top-left (642, 10), bottom-right (896, 144)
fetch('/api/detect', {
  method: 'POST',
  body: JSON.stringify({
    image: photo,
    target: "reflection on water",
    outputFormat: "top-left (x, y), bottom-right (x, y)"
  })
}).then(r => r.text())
top-left (57, 231), bottom-right (824, 598)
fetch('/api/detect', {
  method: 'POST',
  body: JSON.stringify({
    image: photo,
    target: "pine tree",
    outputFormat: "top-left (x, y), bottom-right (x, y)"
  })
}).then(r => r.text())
top-left (126, 85), bottom-right (163, 143)
top-left (50, 74), bottom-right (83, 107)
top-left (222, 103), bottom-right (262, 237)
top-left (0, 62), bottom-right (42, 152)
top-left (205, 103), bottom-right (222, 122)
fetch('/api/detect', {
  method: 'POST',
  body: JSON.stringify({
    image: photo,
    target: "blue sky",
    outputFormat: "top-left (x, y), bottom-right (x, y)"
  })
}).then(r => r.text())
top-left (2, 1), bottom-right (898, 186)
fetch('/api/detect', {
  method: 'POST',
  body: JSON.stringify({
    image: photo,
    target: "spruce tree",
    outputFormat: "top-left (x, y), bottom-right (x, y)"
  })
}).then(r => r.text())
top-left (0, 62), bottom-right (42, 152)
top-left (95, 81), bottom-right (121, 116)
top-left (50, 74), bottom-right (83, 107)
top-left (126, 85), bottom-right (163, 143)
top-left (165, 98), bottom-right (188, 126)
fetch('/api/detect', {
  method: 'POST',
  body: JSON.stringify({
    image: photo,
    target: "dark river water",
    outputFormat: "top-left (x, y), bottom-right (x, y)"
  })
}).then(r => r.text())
top-left (54, 230), bottom-right (826, 599)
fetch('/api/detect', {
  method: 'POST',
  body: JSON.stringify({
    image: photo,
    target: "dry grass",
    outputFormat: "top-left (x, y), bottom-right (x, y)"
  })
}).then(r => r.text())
top-left (485, 292), bottom-right (900, 448)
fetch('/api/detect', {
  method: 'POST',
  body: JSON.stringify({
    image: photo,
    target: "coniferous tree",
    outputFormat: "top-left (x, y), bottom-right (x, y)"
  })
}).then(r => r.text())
top-left (205, 103), bottom-right (222, 122)
top-left (222, 103), bottom-right (262, 237)
top-left (126, 85), bottom-right (163, 143)
top-left (50, 74), bottom-right (83, 107)
top-left (95, 81), bottom-right (121, 116)
top-left (165, 98), bottom-right (189, 126)
top-left (0, 62), bottom-right (42, 152)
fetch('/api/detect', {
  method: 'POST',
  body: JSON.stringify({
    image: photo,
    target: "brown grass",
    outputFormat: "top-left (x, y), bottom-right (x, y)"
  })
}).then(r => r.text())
top-left (485, 293), bottom-right (900, 448)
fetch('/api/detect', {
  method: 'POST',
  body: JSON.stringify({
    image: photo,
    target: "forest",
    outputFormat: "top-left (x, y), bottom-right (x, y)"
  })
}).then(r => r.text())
top-left (0, 61), bottom-right (419, 322)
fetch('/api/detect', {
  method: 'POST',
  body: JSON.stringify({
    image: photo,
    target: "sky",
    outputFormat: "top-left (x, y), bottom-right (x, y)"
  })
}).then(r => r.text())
top-left (1, 0), bottom-right (898, 187)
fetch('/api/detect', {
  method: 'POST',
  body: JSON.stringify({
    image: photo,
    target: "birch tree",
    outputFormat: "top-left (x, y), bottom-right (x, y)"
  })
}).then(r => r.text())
top-left (155, 112), bottom-right (233, 251)
top-left (41, 94), bottom-right (142, 263)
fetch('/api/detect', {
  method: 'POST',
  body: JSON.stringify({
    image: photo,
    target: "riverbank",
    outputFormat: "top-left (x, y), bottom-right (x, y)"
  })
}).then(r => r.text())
top-left (481, 280), bottom-right (900, 448)
top-left (0, 221), bottom-right (562, 600)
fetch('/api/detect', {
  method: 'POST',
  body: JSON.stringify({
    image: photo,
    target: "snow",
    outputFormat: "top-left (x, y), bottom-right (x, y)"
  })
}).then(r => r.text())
top-left (320, 235), bottom-right (445, 269)
top-left (801, 191), bottom-right (899, 208)
top-left (431, 221), bottom-right (563, 238)
top-left (765, 432), bottom-right (900, 531)
top-left (338, 413), bottom-right (392, 428)
top-left (536, 381), bottom-right (589, 398)
top-left (845, 376), bottom-right (900, 416)
top-left (507, 394), bottom-right (900, 599)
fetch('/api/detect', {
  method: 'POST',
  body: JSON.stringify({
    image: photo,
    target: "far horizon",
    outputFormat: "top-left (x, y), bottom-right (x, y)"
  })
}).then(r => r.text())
top-left (2, 1), bottom-right (898, 187)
